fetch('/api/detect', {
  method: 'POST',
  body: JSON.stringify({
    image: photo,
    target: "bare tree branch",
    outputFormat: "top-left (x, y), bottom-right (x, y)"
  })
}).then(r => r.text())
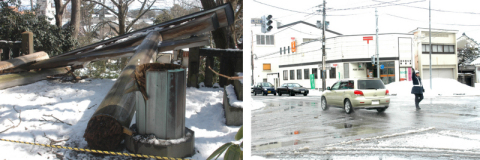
top-left (126, 0), bottom-right (157, 31)
top-left (0, 110), bottom-right (21, 134)
top-left (85, 0), bottom-right (119, 15)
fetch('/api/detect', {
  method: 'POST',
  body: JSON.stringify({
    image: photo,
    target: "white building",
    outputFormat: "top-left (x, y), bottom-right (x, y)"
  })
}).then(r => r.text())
top-left (252, 19), bottom-right (340, 88)
top-left (253, 19), bottom-right (458, 89)
top-left (36, 0), bottom-right (56, 25)
top-left (410, 28), bottom-right (458, 80)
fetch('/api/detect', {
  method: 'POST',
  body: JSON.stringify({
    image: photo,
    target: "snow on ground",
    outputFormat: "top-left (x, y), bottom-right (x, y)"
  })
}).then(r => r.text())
top-left (0, 80), bottom-right (239, 160)
top-left (225, 84), bottom-right (243, 108)
top-left (386, 78), bottom-right (480, 97)
top-left (308, 89), bottom-right (323, 96)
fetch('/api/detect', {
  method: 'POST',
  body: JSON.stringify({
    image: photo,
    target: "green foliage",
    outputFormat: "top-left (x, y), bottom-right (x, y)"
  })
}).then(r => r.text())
top-left (0, 1), bottom-right (77, 56)
top-left (74, 59), bottom-right (125, 79)
top-left (207, 126), bottom-right (243, 160)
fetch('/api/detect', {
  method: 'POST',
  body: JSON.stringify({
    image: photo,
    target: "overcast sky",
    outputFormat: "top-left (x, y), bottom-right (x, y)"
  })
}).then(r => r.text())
top-left (247, 0), bottom-right (480, 41)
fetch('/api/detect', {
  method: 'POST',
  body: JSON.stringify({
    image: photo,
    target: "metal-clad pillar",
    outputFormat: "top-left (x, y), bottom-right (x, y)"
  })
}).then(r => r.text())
top-left (136, 68), bottom-right (186, 139)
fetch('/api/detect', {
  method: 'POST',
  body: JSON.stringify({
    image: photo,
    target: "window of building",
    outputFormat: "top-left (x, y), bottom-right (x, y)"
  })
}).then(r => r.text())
top-left (263, 63), bottom-right (271, 70)
top-left (290, 70), bottom-right (294, 80)
top-left (283, 70), bottom-right (288, 80)
top-left (422, 44), bottom-right (454, 54)
top-left (256, 35), bottom-right (274, 45)
top-left (297, 69), bottom-right (302, 80)
top-left (330, 68), bottom-right (336, 79)
top-left (304, 69), bottom-right (309, 79)
top-left (312, 68), bottom-right (318, 79)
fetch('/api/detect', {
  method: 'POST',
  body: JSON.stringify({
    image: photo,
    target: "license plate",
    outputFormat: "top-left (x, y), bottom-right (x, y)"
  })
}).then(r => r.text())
top-left (268, 91), bottom-right (271, 93)
top-left (372, 100), bottom-right (379, 105)
top-left (301, 91), bottom-right (304, 93)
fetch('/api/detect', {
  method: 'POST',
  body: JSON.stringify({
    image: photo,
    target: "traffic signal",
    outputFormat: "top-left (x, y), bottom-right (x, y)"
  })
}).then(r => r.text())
top-left (316, 20), bottom-right (330, 29)
top-left (261, 15), bottom-right (273, 33)
top-left (371, 55), bottom-right (376, 66)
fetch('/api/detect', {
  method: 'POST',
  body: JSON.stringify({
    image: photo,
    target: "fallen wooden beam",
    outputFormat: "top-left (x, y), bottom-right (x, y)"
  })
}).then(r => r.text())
top-left (0, 51), bottom-right (49, 72)
top-left (0, 67), bottom-right (70, 90)
top-left (83, 31), bottom-right (161, 151)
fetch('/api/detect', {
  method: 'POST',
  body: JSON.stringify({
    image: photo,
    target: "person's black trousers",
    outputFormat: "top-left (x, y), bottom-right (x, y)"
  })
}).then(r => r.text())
top-left (415, 94), bottom-right (424, 108)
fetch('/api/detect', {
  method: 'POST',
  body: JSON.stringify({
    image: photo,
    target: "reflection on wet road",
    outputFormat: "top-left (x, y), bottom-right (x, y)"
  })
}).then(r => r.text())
top-left (251, 95), bottom-right (480, 158)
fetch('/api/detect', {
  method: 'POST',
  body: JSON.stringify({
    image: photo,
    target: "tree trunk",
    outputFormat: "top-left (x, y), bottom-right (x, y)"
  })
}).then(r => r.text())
top-left (71, 0), bottom-right (81, 39)
top-left (83, 31), bottom-right (161, 151)
top-left (54, 0), bottom-right (64, 28)
top-left (0, 51), bottom-right (49, 72)
top-left (0, 67), bottom-right (70, 90)
top-left (118, 10), bottom-right (126, 35)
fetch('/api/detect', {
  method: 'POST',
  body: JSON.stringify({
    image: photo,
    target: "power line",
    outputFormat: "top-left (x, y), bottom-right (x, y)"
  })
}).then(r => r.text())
top-left (327, 0), bottom-right (425, 11)
top-left (372, 0), bottom-right (480, 15)
top-left (384, 13), bottom-right (480, 26)
top-left (252, 0), bottom-right (317, 15)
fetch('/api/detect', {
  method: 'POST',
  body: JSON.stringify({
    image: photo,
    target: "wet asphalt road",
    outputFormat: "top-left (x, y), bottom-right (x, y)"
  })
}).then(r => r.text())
top-left (251, 93), bottom-right (480, 159)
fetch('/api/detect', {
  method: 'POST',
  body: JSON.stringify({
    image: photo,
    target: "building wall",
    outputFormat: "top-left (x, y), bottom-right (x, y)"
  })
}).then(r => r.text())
top-left (412, 29), bottom-right (458, 79)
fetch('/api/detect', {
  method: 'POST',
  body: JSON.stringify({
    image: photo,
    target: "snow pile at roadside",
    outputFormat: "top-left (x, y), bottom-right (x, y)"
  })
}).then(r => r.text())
top-left (0, 80), bottom-right (239, 160)
top-left (386, 78), bottom-right (480, 97)
top-left (213, 83), bottom-right (220, 88)
top-left (308, 89), bottom-right (324, 96)
top-left (199, 82), bottom-right (206, 87)
top-left (225, 84), bottom-right (243, 108)
top-left (250, 97), bottom-right (266, 110)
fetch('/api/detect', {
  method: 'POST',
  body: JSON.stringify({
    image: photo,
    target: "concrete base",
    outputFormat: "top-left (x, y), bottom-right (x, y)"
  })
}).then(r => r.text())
top-left (223, 89), bottom-right (243, 126)
top-left (233, 77), bottom-right (243, 101)
top-left (125, 125), bottom-right (195, 158)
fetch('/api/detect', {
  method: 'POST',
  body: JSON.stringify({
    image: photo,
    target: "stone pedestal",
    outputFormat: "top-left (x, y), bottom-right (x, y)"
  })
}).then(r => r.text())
top-left (125, 125), bottom-right (195, 158)
top-left (223, 88), bottom-right (243, 126)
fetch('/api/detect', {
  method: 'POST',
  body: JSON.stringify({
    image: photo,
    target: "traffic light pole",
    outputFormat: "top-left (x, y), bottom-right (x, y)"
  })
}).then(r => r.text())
top-left (321, 0), bottom-right (326, 91)
top-left (376, 8), bottom-right (380, 78)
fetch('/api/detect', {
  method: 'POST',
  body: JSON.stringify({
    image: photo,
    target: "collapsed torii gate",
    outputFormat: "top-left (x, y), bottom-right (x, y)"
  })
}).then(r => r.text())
top-left (0, 3), bottom-right (235, 151)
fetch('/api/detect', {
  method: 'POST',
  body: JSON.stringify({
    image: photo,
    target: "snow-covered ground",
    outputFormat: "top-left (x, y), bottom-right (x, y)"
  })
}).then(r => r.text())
top-left (386, 78), bottom-right (480, 97)
top-left (0, 79), bottom-right (239, 159)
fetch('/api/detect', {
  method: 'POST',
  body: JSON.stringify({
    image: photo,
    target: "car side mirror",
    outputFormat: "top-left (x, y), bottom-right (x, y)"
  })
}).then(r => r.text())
top-left (327, 87), bottom-right (331, 90)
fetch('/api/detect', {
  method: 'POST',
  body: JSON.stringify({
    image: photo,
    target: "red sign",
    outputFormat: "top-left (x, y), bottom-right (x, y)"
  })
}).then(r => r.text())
top-left (363, 36), bottom-right (373, 44)
top-left (333, 64), bottom-right (337, 67)
top-left (291, 37), bottom-right (295, 41)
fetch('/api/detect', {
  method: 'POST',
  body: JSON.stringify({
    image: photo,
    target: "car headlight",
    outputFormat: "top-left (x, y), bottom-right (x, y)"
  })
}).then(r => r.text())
top-left (264, 88), bottom-right (267, 91)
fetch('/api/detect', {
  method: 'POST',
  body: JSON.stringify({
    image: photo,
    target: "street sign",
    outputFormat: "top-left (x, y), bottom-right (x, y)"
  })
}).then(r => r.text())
top-left (363, 36), bottom-right (373, 44)
top-left (380, 64), bottom-right (384, 69)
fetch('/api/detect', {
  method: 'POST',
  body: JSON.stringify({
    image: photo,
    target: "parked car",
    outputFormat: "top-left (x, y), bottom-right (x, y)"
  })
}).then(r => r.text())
top-left (252, 82), bottom-right (277, 96)
top-left (276, 83), bottom-right (309, 96)
top-left (321, 78), bottom-right (390, 114)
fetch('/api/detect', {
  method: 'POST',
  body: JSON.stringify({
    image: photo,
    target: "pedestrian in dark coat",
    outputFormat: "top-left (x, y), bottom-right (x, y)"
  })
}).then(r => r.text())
top-left (411, 68), bottom-right (425, 110)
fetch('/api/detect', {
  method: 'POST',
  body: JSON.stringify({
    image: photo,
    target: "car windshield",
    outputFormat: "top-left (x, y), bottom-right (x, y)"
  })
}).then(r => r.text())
top-left (357, 80), bottom-right (385, 89)
top-left (262, 82), bottom-right (273, 87)
top-left (291, 84), bottom-right (301, 87)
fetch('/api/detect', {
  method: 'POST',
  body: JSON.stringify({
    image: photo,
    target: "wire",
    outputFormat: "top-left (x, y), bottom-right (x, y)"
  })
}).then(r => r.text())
top-left (372, 0), bottom-right (480, 15)
top-left (253, 0), bottom-right (317, 15)
top-left (384, 13), bottom-right (480, 26)
top-left (327, 0), bottom-right (425, 11)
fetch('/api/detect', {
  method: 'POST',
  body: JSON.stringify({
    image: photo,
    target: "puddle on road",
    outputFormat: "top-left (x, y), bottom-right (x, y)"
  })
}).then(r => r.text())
top-left (252, 139), bottom-right (312, 151)
top-left (263, 101), bottom-right (319, 110)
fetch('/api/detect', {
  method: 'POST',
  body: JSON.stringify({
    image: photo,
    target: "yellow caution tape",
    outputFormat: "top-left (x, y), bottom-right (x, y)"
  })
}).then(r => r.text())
top-left (0, 138), bottom-right (190, 160)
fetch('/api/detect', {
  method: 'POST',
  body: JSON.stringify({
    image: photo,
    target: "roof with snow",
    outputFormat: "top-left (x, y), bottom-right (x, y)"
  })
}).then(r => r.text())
top-left (470, 58), bottom-right (480, 65)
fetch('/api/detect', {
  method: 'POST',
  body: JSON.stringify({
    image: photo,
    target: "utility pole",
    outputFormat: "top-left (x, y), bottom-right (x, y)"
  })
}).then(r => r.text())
top-left (376, 8), bottom-right (380, 78)
top-left (251, 30), bottom-right (254, 85)
top-left (429, 0), bottom-right (432, 89)
top-left (322, 0), bottom-right (326, 91)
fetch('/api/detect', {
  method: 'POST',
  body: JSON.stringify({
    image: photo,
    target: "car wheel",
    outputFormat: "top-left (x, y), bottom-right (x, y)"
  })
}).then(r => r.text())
top-left (377, 106), bottom-right (388, 112)
top-left (263, 92), bottom-right (267, 96)
top-left (279, 92), bottom-right (282, 96)
top-left (344, 99), bottom-right (353, 114)
top-left (274, 93), bottom-right (276, 96)
top-left (321, 96), bottom-right (328, 110)
top-left (290, 91), bottom-right (295, 96)
top-left (303, 93), bottom-right (308, 96)
top-left (254, 92), bottom-right (257, 96)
